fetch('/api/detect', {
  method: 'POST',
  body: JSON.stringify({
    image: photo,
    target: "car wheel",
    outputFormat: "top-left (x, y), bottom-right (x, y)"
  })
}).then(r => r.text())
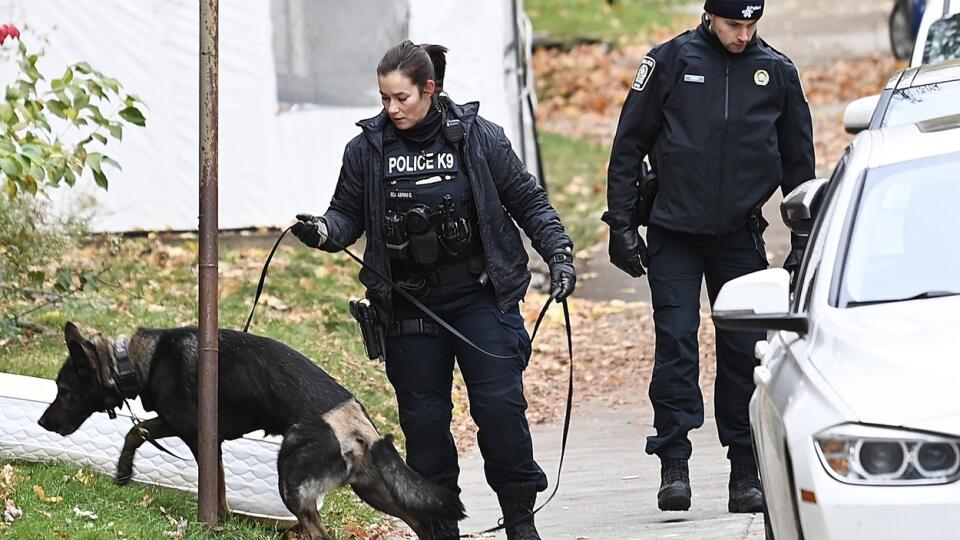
top-left (889, 0), bottom-right (913, 60)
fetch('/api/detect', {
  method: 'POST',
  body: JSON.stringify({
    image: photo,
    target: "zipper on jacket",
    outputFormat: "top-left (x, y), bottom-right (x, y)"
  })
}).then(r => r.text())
top-left (724, 60), bottom-right (731, 120)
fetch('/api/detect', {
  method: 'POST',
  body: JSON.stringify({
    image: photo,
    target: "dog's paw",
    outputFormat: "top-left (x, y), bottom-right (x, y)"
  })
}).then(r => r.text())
top-left (114, 465), bottom-right (133, 485)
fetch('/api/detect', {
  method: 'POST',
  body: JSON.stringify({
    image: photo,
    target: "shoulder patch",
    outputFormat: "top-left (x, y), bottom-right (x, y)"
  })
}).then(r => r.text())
top-left (632, 56), bottom-right (656, 92)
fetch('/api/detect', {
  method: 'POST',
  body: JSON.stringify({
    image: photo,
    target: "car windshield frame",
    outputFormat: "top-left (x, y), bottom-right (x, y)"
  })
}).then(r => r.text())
top-left (879, 78), bottom-right (960, 129)
top-left (836, 151), bottom-right (960, 308)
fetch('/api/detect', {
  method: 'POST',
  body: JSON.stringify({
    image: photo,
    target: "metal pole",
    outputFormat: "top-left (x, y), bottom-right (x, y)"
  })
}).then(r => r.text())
top-left (198, 0), bottom-right (220, 526)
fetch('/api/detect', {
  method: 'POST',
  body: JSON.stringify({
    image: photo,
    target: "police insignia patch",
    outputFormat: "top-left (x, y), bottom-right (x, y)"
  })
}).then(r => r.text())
top-left (632, 56), bottom-right (656, 92)
top-left (754, 69), bottom-right (770, 87)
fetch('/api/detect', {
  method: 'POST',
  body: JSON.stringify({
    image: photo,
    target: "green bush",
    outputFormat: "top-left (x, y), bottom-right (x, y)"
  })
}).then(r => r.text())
top-left (0, 27), bottom-right (144, 337)
top-left (0, 194), bottom-right (96, 338)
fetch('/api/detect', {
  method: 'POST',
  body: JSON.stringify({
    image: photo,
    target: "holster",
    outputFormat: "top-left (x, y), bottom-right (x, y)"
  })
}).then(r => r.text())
top-left (635, 162), bottom-right (659, 226)
top-left (348, 298), bottom-right (385, 361)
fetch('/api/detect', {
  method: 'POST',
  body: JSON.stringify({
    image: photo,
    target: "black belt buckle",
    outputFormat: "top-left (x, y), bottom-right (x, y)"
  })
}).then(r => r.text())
top-left (390, 318), bottom-right (439, 337)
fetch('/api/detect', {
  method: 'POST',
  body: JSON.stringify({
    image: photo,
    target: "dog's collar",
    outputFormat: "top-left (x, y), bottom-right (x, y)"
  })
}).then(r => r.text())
top-left (110, 337), bottom-right (140, 401)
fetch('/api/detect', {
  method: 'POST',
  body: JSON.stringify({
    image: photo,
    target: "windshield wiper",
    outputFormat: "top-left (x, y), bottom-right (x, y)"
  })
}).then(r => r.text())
top-left (848, 290), bottom-right (960, 307)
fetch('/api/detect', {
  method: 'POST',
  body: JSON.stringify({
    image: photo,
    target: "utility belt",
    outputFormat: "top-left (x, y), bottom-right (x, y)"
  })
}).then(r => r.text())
top-left (347, 300), bottom-right (444, 361)
top-left (392, 253), bottom-right (486, 298)
top-left (349, 256), bottom-right (485, 360)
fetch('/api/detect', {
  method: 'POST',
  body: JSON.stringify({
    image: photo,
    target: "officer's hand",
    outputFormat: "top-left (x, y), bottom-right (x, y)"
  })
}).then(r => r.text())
top-left (548, 249), bottom-right (577, 301)
top-left (291, 213), bottom-right (328, 249)
top-left (783, 246), bottom-right (803, 289)
top-left (783, 233), bottom-right (806, 288)
top-left (608, 226), bottom-right (648, 278)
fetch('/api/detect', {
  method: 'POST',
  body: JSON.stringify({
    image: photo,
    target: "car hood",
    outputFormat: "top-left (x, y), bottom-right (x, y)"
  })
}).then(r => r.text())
top-left (812, 295), bottom-right (960, 436)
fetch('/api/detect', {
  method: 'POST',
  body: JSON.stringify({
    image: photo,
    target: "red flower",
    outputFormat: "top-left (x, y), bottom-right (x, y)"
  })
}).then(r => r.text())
top-left (0, 24), bottom-right (20, 45)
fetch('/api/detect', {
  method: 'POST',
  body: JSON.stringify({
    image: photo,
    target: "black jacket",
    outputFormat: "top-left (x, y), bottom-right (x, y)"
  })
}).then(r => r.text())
top-left (605, 21), bottom-right (815, 234)
top-left (320, 100), bottom-right (572, 324)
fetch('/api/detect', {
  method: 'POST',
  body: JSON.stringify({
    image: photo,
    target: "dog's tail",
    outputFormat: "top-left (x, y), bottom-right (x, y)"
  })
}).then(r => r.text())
top-left (367, 434), bottom-right (465, 521)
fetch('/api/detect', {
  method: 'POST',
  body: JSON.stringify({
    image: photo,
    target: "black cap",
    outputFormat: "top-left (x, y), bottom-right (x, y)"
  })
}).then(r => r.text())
top-left (703, 0), bottom-right (764, 20)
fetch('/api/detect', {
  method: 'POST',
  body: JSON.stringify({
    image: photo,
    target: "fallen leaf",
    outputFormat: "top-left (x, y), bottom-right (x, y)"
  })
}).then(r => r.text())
top-left (33, 485), bottom-right (63, 504)
top-left (72, 468), bottom-right (93, 486)
top-left (73, 506), bottom-right (98, 521)
top-left (3, 499), bottom-right (22, 523)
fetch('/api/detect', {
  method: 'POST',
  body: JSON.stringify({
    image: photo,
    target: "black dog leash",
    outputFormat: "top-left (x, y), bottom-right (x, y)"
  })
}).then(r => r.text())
top-left (245, 226), bottom-right (576, 532)
top-left (105, 346), bottom-right (186, 462)
top-left (462, 296), bottom-right (574, 538)
top-left (243, 226), bottom-right (510, 359)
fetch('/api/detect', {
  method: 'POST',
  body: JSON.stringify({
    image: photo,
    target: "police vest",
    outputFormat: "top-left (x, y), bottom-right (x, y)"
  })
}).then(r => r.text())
top-left (382, 126), bottom-right (481, 273)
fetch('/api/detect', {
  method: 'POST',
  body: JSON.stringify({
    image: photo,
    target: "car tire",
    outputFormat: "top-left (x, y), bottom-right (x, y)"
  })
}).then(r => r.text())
top-left (889, 0), bottom-right (914, 60)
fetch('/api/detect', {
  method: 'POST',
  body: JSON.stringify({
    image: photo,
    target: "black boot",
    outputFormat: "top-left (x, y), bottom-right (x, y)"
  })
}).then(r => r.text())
top-left (728, 461), bottom-right (764, 513)
top-left (428, 518), bottom-right (460, 540)
top-left (657, 458), bottom-right (691, 511)
top-left (496, 482), bottom-right (541, 540)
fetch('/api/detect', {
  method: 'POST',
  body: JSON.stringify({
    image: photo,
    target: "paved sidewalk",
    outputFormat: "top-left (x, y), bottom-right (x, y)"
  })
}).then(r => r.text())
top-left (457, 402), bottom-right (765, 540)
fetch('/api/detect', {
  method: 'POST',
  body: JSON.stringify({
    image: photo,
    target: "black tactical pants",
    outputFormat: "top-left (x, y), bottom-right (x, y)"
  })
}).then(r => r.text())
top-left (384, 283), bottom-right (547, 494)
top-left (645, 224), bottom-right (767, 464)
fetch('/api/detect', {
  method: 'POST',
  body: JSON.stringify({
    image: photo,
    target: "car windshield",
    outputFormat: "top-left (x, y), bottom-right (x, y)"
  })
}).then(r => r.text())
top-left (923, 13), bottom-right (960, 65)
top-left (841, 152), bottom-right (960, 307)
top-left (881, 78), bottom-right (960, 128)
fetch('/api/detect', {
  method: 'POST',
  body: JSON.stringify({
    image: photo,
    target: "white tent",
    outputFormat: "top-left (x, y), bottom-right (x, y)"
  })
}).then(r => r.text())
top-left (0, 0), bottom-right (540, 232)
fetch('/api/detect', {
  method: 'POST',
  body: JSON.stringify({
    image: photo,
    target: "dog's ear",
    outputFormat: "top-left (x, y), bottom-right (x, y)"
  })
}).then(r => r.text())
top-left (64, 321), bottom-right (97, 371)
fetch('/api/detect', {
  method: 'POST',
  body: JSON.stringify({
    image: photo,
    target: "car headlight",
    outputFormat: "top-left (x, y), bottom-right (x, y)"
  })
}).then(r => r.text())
top-left (815, 424), bottom-right (960, 485)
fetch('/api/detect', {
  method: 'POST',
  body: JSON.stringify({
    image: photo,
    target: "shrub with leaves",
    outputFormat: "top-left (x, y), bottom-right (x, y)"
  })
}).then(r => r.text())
top-left (0, 25), bottom-right (145, 338)
top-left (1, 26), bottom-right (145, 199)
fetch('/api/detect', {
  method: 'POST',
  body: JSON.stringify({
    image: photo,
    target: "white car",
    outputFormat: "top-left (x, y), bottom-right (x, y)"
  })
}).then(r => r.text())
top-left (712, 115), bottom-right (960, 539)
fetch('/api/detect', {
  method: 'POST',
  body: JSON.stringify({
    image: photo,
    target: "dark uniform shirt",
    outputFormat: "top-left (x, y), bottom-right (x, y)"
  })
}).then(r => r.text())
top-left (606, 20), bottom-right (816, 235)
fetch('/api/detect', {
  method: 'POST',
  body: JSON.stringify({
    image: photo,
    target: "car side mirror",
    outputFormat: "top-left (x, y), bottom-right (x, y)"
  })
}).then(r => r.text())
top-left (712, 268), bottom-right (808, 334)
top-left (843, 94), bottom-right (880, 134)
top-left (781, 177), bottom-right (829, 236)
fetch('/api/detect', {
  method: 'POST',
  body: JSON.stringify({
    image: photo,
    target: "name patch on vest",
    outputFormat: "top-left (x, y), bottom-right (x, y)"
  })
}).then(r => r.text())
top-left (387, 152), bottom-right (456, 175)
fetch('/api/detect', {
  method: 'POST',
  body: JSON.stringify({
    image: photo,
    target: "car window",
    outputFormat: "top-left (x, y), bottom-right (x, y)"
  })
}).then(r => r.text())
top-left (839, 152), bottom-right (960, 307)
top-left (880, 78), bottom-right (960, 128)
top-left (924, 13), bottom-right (960, 64)
top-left (791, 151), bottom-right (848, 313)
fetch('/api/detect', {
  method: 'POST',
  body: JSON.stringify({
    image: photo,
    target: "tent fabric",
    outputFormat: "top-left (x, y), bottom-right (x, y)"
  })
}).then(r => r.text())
top-left (0, 0), bottom-right (538, 232)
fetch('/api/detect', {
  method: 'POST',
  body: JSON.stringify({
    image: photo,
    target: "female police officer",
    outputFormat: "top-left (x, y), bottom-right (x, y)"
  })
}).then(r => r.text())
top-left (291, 40), bottom-right (575, 540)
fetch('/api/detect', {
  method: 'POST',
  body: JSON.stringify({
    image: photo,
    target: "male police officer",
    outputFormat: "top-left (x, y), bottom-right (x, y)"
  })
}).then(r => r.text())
top-left (602, 0), bottom-right (815, 513)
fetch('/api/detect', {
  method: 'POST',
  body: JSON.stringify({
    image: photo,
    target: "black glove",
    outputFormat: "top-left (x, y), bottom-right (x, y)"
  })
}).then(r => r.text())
top-left (602, 211), bottom-right (648, 278)
top-left (783, 233), bottom-right (807, 287)
top-left (548, 248), bottom-right (577, 301)
top-left (291, 213), bottom-right (328, 249)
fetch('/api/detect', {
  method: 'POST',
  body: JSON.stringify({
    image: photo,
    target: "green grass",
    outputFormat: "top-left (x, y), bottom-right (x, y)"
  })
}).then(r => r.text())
top-left (0, 461), bottom-right (381, 539)
top-left (541, 131), bottom-right (611, 251)
top-left (0, 236), bottom-right (399, 538)
top-left (526, 0), bottom-right (687, 43)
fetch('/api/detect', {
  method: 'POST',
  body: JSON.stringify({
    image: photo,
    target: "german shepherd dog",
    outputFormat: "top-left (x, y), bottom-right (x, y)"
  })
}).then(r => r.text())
top-left (37, 322), bottom-right (464, 539)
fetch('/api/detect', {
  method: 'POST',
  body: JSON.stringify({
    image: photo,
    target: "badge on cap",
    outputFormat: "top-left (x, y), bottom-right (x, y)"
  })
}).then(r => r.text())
top-left (754, 69), bottom-right (770, 86)
top-left (632, 56), bottom-right (656, 92)
top-left (742, 5), bottom-right (762, 18)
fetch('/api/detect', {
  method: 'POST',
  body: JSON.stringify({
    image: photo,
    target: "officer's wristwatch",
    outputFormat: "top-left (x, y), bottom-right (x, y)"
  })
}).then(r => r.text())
top-left (549, 247), bottom-right (574, 265)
